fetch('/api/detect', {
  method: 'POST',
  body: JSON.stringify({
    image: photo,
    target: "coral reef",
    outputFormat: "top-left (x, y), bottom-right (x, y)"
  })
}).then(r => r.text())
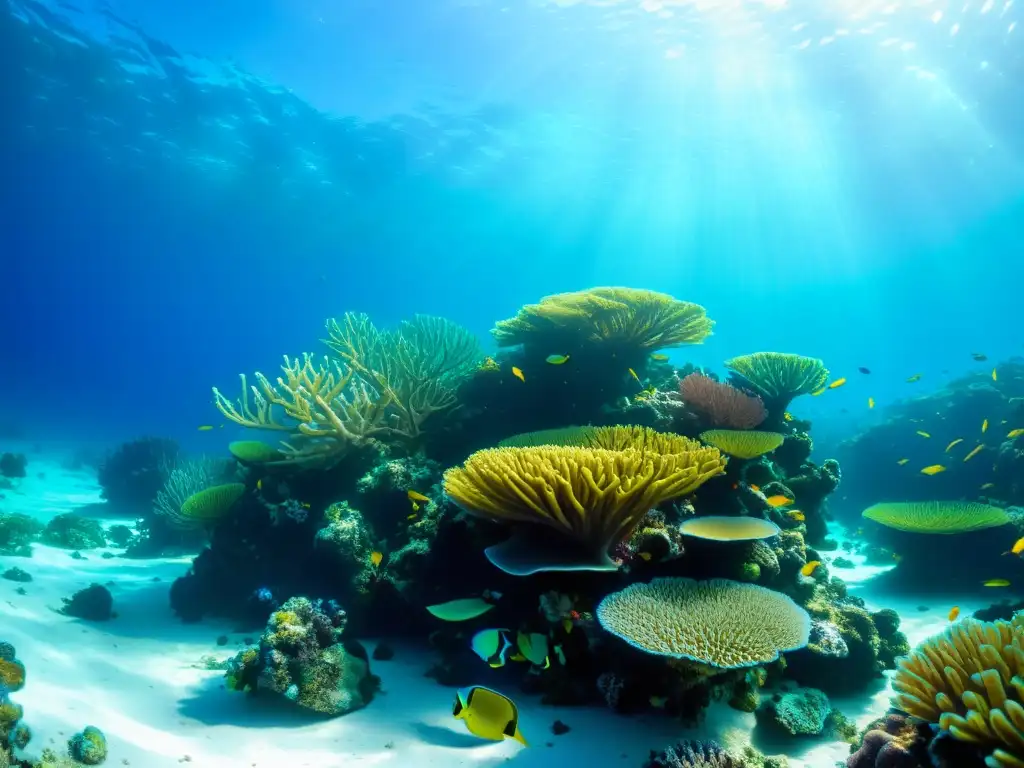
top-left (40, 514), bottom-right (106, 550)
top-left (0, 513), bottom-right (42, 557)
top-left (679, 374), bottom-right (767, 430)
top-left (98, 437), bottom-right (179, 512)
top-left (224, 596), bottom-right (377, 716)
top-left (60, 584), bottom-right (114, 621)
top-left (67, 726), bottom-right (107, 765)
top-left (642, 739), bottom-right (740, 767)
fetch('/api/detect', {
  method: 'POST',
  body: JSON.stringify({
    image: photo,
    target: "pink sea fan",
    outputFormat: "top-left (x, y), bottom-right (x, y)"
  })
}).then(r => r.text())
top-left (679, 373), bottom-right (767, 429)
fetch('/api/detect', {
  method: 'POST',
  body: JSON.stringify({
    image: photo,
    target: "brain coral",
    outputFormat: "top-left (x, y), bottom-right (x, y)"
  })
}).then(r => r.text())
top-left (700, 430), bottom-right (785, 460)
top-left (596, 577), bottom-right (811, 669)
top-left (862, 501), bottom-right (1010, 534)
top-left (892, 618), bottom-right (1024, 768)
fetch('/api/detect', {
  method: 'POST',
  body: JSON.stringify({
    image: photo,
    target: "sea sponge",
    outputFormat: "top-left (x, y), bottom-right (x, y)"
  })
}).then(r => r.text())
top-left (680, 373), bottom-right (767, 430)
top-left (862, 501), bottom-right (1010, 534)
top-left (492, 287), bottom-right (713, 351)
top-left (443, 444), bottom-right (725, 574)
top-left (724, 352), bottom-right (829, 415)
top-left (596, 577), bottom-right (811, 669)
top-left (892, 618), bottom-right (1024, 765)
top-left (179, 482), bottom-right (246, 525)
top-left (700, 430), bottom-right (786, 460)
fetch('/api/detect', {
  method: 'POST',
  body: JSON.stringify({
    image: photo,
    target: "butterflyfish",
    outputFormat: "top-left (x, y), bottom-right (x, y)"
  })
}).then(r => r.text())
top-left (650, 353), bottom-right (669, 361)
top-left (516, 632), bottom-right (549, 667)
top-left (370, 551), bottom-right (383, 567)
top-left (982, 419), bottom-right (989, 433)
top-left (198, 425), bottom-right (214, 431)
top-left (906, 374), bottom-right (922, 383)
top-left (1011, 537), bottom-right (1024, 556)
top-left (963, 444), bottom-right (985, 462)
top-left (511, 366), bottom-right (525, 382)
top-left (948, 606), bottom-right (960, 621)
top-left (868, 397), bottom-right (875, 409)
top-left (471, 629), bottom-right (514, 668)
top-left (828, 378), bottom-right (847, 389)
top-left (408, 490), bottom-right (430, 503)
top-left (897, 458), bottom-right (910, 465)
top-left (452, 686), bottom-right (528, 746)
top-left (786, 510), bottom-right (806, 522)
top-left (800, 560), bottom-right (821, 577)
top-left (546, 354), bottom-right (569, 365)
top-left (916, 431), bottom-right (931, 438)
top-left (984, 579), bottom-right (1011, 588)
top-left (945, 438), bottom-right (963, 452)
top-left (765, 495), bottom-right (794, 508)
top-left (920, 464), bottom-right (946, 475)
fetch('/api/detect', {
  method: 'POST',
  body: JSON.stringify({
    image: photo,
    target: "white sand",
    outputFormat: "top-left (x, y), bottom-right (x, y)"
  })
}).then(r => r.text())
top-left (0, 449), bottom-right (986, 767)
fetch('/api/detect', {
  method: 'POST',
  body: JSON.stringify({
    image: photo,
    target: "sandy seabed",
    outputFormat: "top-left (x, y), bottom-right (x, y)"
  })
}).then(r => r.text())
top-left (0, 448), bottom-right (987, 768)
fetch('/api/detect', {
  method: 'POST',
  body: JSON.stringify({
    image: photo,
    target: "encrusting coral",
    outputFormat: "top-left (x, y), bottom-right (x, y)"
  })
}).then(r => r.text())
top-left (596, 577), bottom-right (811, 669)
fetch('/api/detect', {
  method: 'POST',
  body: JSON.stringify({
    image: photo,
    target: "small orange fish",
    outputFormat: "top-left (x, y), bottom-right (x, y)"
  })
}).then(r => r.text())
top-left (512, 366), bottom-right (525, 382)
top-left (948, 606), bottom-right (960, 622)
top-left (828, 378), bottom-right (847, 389)
top-left (963, 444), bottom-right (985, 462)
top-left (765, 495), bottom-right (794, 508)
top-left (786, 510), bottom-right (806, 522)
top-left (408, 490), bottom-right (430, 503)
top-left (370, 551), bottom-right (383, 568)
top-left (920, 464), bottom-right (946, 475)
top-left (749, 484), bottom-right (761, 492)
top-left (916, 431), bottom-right (931, 438)
top-left (800, 560), bottom-right (821, 577)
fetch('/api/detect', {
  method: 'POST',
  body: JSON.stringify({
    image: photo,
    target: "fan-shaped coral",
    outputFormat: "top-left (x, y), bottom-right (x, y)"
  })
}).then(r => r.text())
top-left (862, 501), bottom-right (1010, 534)
top-left (596, 577), bottom-right (811, 668)
top-left (679, 516), bottom-right (781, 542)
top-left (892, 618), bottom-right (1024, 767)
top-left (724, 352), bottom-right (829, 416)
top-left (492, 287), bottom-right (713, 352)
top-left (443, 445), bottom-right (725, 575)
top-left (700, 429), bottom-right (785, 460)
top-left (680, 374), bottom-right (767, 430)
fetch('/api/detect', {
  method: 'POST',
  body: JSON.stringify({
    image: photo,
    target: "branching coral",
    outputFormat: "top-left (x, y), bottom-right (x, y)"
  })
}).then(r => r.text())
top-left (724, 352), bottom-right (829, 417)
top-left (213, 353), bottom-right (391, 467)
top-left (491, 287), bottom-right (713, 352)
top-left (596, 577), bottom-right (811, 669)
top-left (324, 312), bottom-right (481, 441)
top-left (443, 444), bottom-right (725, 574)
top-left (862, 501), bottom-right (1010, 534)
top-left (680, 373), bottom-right (767, 429)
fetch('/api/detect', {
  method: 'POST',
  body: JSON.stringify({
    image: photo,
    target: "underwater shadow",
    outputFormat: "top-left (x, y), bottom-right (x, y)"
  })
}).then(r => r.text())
top-left (748, 720), bottom-right (834, 760)
top-left (412, 722), bottom-right (484, 749)
top-left (177, 675), bottom-right (335, 727)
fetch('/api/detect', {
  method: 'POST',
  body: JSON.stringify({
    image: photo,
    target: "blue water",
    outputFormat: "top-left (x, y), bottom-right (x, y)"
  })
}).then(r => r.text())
top-left (2, 0), bottom-right (1022, 453)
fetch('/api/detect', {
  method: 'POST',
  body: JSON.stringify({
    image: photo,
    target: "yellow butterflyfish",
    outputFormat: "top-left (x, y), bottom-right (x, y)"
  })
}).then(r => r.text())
top-left (963, 444), bottom-right (985, 462)
top-left (511, 366), bottom-right (525, 382)
top-left (408, 490), bottom-right (430, 503)
top-left (945, 438), bottom-right (963, 452)
top-left (982, 419), bottom-right (989, 433)
top-left (868, 397), bottom-right (875, 409)
top-left (1012, 537), bottom-right (1024, 556)
top-left (828, 377), bottom-right (847, 389)
top-left (906, 373), bottom-right (922, 383)
top-left (800, 560), bottom-right (821, 577)
top-left (452, 686), bottom-right (528, 746)
top-left (920, 464), bottom-right (946, 475)
top-left (992, 368), bottom-right (998, 381)
top-left (545, 354), bottom-right (569, 365)
top-left (786, 510), bottom-right (805, 522)
top-left (627, 368), bottom-right (641, 383)
top-left (370, 551), bottom-right (384, 568)
top-left (916, 431), bottom-right (931, 438)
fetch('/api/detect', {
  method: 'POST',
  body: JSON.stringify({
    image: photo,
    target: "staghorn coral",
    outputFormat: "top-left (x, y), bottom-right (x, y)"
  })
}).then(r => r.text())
top-left (700, 429), bottom-right (786, 460)
top-left (862, 501), bottom-right (1010, 534)
top-left (724, 352), bottom-right (829, 419)
top-left (680, 373), bottom-right (767, 430)
top-left (596, 577), bottom-right (811, 669)
top-left (492, 287), bottom-right (713, 352)
top-left (892, 618), bottom-right (1024, 766)
top-left (213, 353), bottom-right (390, 467)
top-left (324, 312), bottom-right (481, 441)
top-left (443, 444), bottom-right (725, 574)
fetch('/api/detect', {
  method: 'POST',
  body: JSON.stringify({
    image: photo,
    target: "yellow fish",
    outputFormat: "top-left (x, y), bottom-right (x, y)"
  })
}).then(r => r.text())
top-left (627, 368), bottom-right (641, 383)
top-left (370, 551), bottom-right (383, 568)
top-left (810, 388), bottom-right (827, 396)
top-left (765, 495), bottom-right (794, 508)
top-left (511, 366), bottom-right (525, 383)
top-left (984, 579), bottom-right (1011, 588)
top-left (452, 686), bottom-right (528, 746)
top-left (407, 513), bottom-right (418, 520)
top-left (783, 412), bottom-right (793, 421)
top-left (408, 490), bottom-right (430, 503)
top-left (948, 606), bottom-right (960, 622)
top-left (786, 510), bottom-right (806, 522)
top-left (964, 444), bottom-right (985, 462)
top-left (545, 354), bottom-right (569, 365)
top-left (650, 353), bottom-right (669, 362)
top-left (411, 501), bottom-right (420, 512)
top-left (197, 425), bottom-right (214, 431)
top-left (897, 458), bottom-right (910, 465)
top-left (916, 431), bottom-right (931, 438)
top-left (945, 438), bottom-right (963, 452)
top-left (1012, 537), bottom-right (1024, 556)
top-left (828, 378), bottom-right (847, 389)
top-left (982, 419), bottom-right (989, 434)
top-left (868, 397), bottom-right (875, 409)
top-left (637, 552), bottom-right (652, 562)
top-left (993, 368), bottom-right (998, 381)
top-left (920, 464), bottom-right (946, 475)
top-left (800, 560), bottom-right (821, 577)
top-left (1009, 429), bottom-right (1024, 439)
top-left (906, 373), bottom-right (922, 383)
top-left (256, 478), bottom-right (263, 491)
